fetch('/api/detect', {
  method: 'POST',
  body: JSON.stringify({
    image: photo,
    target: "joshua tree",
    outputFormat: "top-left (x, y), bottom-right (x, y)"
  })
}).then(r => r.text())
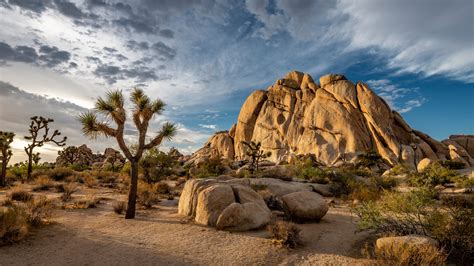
top-left (78, 89), bottom-right (176, 219)
top-left (0, 131), bottom-right (15, 187)
top-left (58, 146), bottom-right (80, 166)
top-left (24, 116), bottom-right (67, 179)
top-left (242, 141), bottom-right (271, 174)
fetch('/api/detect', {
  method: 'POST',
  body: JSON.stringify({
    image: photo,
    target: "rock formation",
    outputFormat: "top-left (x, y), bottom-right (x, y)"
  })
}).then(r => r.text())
top-left (191, 71), bottom-right (473, 168)
top-left (56, 144), bottom-right (125, 169)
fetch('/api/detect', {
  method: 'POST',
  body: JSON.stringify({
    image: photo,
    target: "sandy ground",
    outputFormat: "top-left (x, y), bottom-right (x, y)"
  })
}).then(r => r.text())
top-left (0, 187), bottom-right (373, 265)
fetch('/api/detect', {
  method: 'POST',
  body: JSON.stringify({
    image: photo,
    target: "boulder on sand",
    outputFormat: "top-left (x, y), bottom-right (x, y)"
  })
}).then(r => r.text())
top-left (281, 190), bottom-right (329, 222)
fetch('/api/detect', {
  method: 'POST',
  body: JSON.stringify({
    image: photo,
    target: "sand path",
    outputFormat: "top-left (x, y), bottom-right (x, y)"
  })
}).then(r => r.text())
top-left (0, 196), bottom-right (372, 265)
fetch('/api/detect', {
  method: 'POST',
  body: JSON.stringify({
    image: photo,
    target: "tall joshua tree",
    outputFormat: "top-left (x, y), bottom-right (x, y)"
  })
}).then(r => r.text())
top-left (0, 131), bottom-right (15, 187)
top-left (24, 116), bottom-right (67, 179)
top-left (78, 89), bottom-right (176, 219)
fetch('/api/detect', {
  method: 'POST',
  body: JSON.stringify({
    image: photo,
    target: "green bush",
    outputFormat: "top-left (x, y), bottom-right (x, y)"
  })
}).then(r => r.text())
top-left (191, 156), bottom-right (227, 179)
top-left (408, 162), bottom-right (463, 187)
top-left (389, 163), bottom-right (412, 175)
top-left (440, 160), bottom-right (466, 170)
top-left (355, 188), bottom-right (473, 264)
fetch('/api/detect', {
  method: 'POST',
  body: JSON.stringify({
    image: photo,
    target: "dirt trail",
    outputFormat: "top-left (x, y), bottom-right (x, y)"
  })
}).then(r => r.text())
top-left (0, 197), bottom-right (373, 265)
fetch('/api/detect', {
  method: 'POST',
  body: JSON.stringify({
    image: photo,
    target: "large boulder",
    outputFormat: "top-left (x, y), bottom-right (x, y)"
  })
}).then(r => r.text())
top-left (179, 179), bottom-right (272, 231)
top-left (248, 178), bottom-right (312, 198)
top-left (195, 184), bottom-right (235, 226)
top-left (417, 158), bottom-right (432, 172)
top-left (189, 71), bottom-right (467, 168)
top-left (281, 191), bottom-right (329, 222)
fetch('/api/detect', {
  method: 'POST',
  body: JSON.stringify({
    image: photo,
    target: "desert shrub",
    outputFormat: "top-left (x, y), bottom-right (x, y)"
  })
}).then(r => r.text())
top-left (60, 183), bottom-right (77, 202)
top-left (121, 161), bottom-right (131, 174)
top-left (0, 205), bottom-right (28, 245)
top-left (45, 167), bottom-right (75, 181)
top-left (354, 188), bottom-right (438, 235)
top-left (268, 221), bottom-right (301, 249)
top-left (372, 175), bottom-right (397, 190)
top-left (389, 163), bottom-right (412, 175)
top-left (32, 175), bottom-right (54, 191)
top-left (257, 189), bottom-right (282, 211)
top-left (356, 151), bottom-right (384, 168)
top-left (372, 242), bottom-right (447, 265)
top-left (113, 201), bottom-right (127, 214)
top-left (432, 197), bottom-right (474, 264)
top-left (154, 181), bottom-right (170, 194)
top-left (440, 160), bottom-right (465, 170)
top-left (7, 187), bottom-right (33, 202)
top-left (355, 188), bottom-right (473, 264)
top-left (408, 162), bottom-right (463, 187)
top-left (140, 148), bottom-right (176, 183)
top-left (289, 158), bottom-right (329, 183)
top-left (80, 172), bottom-right (98, 188)
top-left (347, 180), bottom-right (380, 202)
top-left (72, 195), bottom-right (101, 209)
top-left (70, 163), bottom-right (89, 172)
top-left (25, 196), bottom-right (53, 226)
top-left (138, 182), bottom-right (160, 208)
top-left (191, 156), bottom-right (227, 179)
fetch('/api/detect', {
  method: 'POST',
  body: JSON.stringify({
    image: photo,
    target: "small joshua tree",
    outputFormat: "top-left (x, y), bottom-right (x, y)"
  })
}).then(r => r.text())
top-left (78, 89), bottom-right (176, 219)
top-left (242, 141), bottom-right (271, 174)
top-left (58, 146), bottom-right (80, 166)
top-left (0, 131), bottom-right (15, 187)
top-left (24, 116), bottom-right (67, 179)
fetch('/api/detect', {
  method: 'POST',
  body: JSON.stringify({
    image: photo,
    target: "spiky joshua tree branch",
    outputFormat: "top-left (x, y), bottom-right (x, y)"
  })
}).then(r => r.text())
top-left (78, 88), bottom-right (177, 219)
top-left (242, 141), bottom-right (271, 174)
top-left (0, 131), bottom-right (15, 187)
top-left (24, 116), bottom-right (67, 179)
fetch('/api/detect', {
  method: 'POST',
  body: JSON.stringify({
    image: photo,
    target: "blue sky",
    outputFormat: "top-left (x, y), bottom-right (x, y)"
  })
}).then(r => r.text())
top-left (0, 0), bottom-right (472, 163)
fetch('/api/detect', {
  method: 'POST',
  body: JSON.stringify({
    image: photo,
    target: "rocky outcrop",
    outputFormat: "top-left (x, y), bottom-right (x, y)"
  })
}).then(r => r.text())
top-left (191, 71), bottom-right (473, 168)
top-left (375, 235), bottom-right (438, 251)
top-left (56, 145), bottom-right (125, 170)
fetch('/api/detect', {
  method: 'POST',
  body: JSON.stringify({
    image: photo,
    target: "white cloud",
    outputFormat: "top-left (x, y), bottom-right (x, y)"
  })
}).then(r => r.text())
top-left (198, 124), bottom-right (217, 130)
top-left (367, 79), bottom-right (426, 113)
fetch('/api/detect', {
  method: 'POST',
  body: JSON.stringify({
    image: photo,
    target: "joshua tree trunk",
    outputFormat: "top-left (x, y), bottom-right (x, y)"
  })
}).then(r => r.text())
top-left (0, 162), bottom-right (6, 187)
top-left (125, 160), bottom-right (139, 219)
top-left (27, 155), bottom-right (33, 180)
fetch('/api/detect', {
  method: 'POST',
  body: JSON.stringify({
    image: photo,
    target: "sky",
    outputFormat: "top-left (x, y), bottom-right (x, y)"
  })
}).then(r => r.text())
top-left (0, 0), bottom-right (473, 164)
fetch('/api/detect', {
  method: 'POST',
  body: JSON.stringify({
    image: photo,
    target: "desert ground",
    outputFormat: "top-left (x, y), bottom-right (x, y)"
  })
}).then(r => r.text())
top-left (0, 182), bottom-right (373, 265)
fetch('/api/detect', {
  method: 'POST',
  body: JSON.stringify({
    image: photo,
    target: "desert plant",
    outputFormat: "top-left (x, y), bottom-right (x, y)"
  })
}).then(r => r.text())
top-left (154, 181), bottom-right (170, 194)
top-left (140, 147), bottom-right (175, 183)
top-left (24, 116), bottom-right (67, 179)
top-left (0, 131), bottom-right (14, 187)
top-left (356, 150), bottom-right (384, 168)
top-left (60, 183), bottom-right (77, 202)
top-left (46, 167), bottom-right (75, 181)
top-left (57, 146), bottom-right (80, 166)
top-left (113, 201), bottom-right (127, 214)
top-left (408, 162), bottom-right (462, 187)
top-left (137, 181), bottom-right (160, 208)
top-left (440, 160), bottom-right (465, 170)
top-left (72, 195), bottom-right (101, 209)
top-left (0, 205), bottom-right (28, 245)
top-left (32, 175), bottom-right (54, 191)
top-left (191, 156), bottom-right (227, 179)
top-left (7, 187), bottom-right (33, 202)
top-left (78, 88), bottom-right (176, 219)
top-left (267, 221), bottom-right (301, 249)
top-left (25, 196), bottom-right (53, 226)
top-left (242, 141), bottom-right (271, 174)
top-left (371, 242), bottom-right (447, 265)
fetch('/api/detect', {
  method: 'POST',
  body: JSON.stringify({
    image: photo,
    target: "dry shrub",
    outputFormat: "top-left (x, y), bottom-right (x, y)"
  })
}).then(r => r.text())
top-left (45, 167), bottom-right (75, 181)
top-left (138, 182), bottom-right (160, 208)
top-left (268, 221), bottom-right (301, 249)
top-left (25, 196), bottom-right (53, 226)
top-left (0, 205), bottom-right (28, 245)
top-left (374, 242), bottom-right (446, 265)
top-left (7, 187), bottom-right (33, 202)
top-left (257, 189), bottom-right (282, 211)
top-left (113, 201), bottom-right (126, 214)
top-left (155, 181), bottom-right (170, 194)
top-left (80, 173), bottom-right (98, 188)
top-left (60, 183), bottom-right (77, 202)
top-left (72, 195), bottom-right (101, 209)
top-left (32, 175), bottom-right (54, 191)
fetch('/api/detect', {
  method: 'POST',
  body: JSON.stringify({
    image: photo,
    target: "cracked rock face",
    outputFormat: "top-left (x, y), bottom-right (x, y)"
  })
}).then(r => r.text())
top-left (192, 71), bottom-right (473, 168)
